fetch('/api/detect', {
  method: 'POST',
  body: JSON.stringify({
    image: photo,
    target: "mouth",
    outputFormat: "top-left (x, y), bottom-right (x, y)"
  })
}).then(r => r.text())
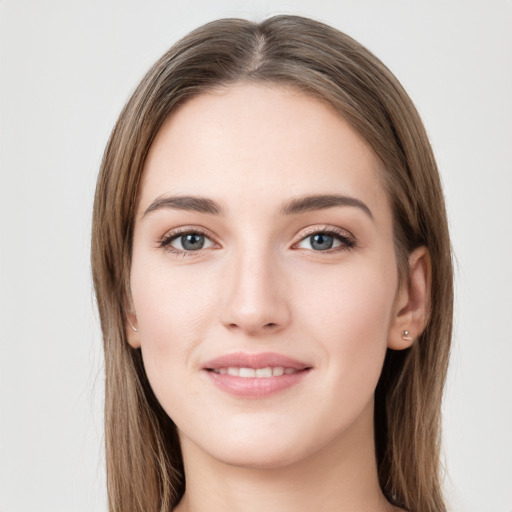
top-left (202, 352), bottom-right (312, 398)
top-left (208, 366), bottom-right (302, 377)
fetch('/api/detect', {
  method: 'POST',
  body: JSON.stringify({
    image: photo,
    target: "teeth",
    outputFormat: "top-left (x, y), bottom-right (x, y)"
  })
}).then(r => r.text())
top-left (213, 366), bottom-right (298, 377)
top-left (256, 367), bottom-right (272, 378)
top-left (239, 367), bottom-right (255, 378)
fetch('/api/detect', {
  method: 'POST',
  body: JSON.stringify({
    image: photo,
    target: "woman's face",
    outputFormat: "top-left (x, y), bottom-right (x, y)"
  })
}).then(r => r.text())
top-left (129, 83), bottom-right (407, 469)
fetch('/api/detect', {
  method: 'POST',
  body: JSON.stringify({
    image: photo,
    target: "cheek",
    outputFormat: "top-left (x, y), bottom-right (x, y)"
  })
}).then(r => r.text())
top-left (297, 256), bottom-right (397, 332)
top-left (130, 256), bottom-right (218, 376)
top-left (129, 258), bottom-right (223, 422)
top-left (294, 259), bottom-right (397, 388)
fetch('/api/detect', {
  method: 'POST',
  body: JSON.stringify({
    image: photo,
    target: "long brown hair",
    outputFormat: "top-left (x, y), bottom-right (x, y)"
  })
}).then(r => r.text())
top-left (92, 15), bottom-right (453, 512)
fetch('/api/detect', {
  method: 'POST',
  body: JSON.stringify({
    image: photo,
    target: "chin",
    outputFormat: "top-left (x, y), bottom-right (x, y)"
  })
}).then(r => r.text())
top-left (210, 441), bottom-right (306, 471)
top-left (180, 419), bottom-right (338, 472)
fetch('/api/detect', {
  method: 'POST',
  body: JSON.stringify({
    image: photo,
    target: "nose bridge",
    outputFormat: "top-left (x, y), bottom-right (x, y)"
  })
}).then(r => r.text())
top-left (221, 241), bottom-right (290, 334)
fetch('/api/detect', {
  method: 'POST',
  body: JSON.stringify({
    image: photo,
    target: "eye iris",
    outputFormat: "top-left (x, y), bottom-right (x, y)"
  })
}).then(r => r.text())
top-left (181, 233), bottom-right (204, 250)
top-left (310, 233), bottom-right (333, 250)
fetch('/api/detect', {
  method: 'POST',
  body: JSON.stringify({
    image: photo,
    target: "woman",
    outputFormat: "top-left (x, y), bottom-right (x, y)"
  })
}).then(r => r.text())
top-left (91, 15), bottom-right (453, 512)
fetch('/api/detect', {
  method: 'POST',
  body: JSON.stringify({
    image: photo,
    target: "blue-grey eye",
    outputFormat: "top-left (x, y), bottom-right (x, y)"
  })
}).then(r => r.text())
top-left (169, 232), bottom-right (214, 251)
top-left (296, 231), bottom-right (352, 251)
top-left (310, 233), bottom-right (334, 250)
top-left (181, 233), bottom-right (204, 250)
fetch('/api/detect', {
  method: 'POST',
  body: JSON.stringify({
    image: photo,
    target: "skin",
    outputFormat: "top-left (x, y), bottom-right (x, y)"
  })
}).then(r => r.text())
top-left (127, 83), bottom-right (430, 512)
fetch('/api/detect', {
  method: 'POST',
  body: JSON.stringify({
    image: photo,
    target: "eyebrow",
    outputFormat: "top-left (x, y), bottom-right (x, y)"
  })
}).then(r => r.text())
top-left (280, 194), bottom-right (373, 220)
top-left (143, 195), bottom-right (224, 217)
top-left (142, 193), bottom-right (373, 220)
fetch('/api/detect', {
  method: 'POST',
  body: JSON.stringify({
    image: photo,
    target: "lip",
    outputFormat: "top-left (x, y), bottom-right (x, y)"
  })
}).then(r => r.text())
top-left (202, 352), bottom-right (312, 398)
top-left (203, 352), bottom-right (310, 370)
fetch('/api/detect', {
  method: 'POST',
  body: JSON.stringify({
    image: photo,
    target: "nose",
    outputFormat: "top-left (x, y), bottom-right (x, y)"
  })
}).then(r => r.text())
top-left (220, 248), bottom-right (291, 336)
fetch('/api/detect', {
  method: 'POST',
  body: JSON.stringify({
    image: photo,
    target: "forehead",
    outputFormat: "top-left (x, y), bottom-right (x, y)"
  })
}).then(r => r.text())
top-left (139, 83), bottom-right (389, 219)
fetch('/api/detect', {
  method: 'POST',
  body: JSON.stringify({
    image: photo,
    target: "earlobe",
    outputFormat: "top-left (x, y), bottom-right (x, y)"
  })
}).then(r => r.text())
top-left (126, 310), bottom-right (141, 348)
top-left (388, 246), bottom-right (431, 350)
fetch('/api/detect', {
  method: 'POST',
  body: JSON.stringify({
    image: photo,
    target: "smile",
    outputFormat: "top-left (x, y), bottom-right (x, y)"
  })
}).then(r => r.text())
top-left (210, 367), bottom-right (300, 377)
top-left (202, 352), bottom-right (311, 398)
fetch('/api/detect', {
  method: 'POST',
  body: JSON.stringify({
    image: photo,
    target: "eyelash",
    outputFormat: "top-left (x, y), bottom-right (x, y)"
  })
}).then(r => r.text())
top-left (158, 227), bottom-right (215, 257)
top-left (293, 225), bottom-right (357, 254)
top-left (158, 225), bottom-right (357, 256)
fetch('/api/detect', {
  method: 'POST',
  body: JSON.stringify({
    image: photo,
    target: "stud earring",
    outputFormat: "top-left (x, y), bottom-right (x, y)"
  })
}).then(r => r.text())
top-left (401, 330), bottom-right (413, 341)
top-left (128, 319), bottom-right (138, 333)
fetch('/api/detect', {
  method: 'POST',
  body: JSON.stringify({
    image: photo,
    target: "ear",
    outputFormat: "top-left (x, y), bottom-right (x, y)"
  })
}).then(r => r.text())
top-left (388, 246), bottom-right (431, 350)
top-left (125, 308), bottom-right (141, 349)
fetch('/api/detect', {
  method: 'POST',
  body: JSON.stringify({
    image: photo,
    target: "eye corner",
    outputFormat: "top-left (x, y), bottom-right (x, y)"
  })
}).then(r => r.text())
top-left (292, 225), bottom-right (357, 254)
top-left (157, 226), bottom-right (220, 256)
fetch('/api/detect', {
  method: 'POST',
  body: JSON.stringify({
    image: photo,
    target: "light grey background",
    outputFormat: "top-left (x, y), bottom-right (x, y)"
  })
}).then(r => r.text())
top-left (1, 1), bottom-right (511, 511)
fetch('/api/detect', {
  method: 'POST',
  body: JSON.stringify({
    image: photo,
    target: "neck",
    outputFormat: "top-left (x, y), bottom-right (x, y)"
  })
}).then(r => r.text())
top-left (174, 400), bottom-right (397, 512)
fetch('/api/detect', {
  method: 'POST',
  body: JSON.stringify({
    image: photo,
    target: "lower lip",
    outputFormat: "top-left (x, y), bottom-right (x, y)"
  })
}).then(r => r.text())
top-left (204, 369), bottom-right (310, 398)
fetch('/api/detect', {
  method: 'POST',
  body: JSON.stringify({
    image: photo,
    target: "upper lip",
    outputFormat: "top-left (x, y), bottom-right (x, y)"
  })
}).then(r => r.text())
top-left (202, 352), bottom-right (311, 370)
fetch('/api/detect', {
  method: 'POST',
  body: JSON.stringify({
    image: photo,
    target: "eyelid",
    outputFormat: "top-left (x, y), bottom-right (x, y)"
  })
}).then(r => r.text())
top-left (292, 225), bottom-right (357, 252)
top-left (158, 225), bottom-right (220, 255)
top-left (157, 224), bottom-right (356, 255)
